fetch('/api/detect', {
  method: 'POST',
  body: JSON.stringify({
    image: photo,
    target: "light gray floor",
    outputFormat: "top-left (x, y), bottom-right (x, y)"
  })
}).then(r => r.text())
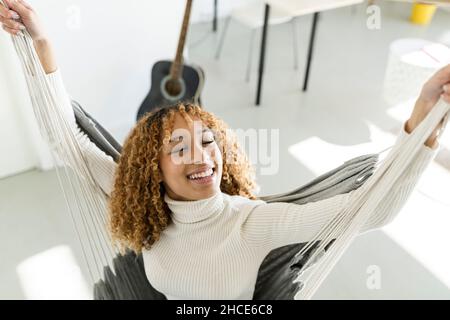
top-left (1, 2), bottom-right (449, 299)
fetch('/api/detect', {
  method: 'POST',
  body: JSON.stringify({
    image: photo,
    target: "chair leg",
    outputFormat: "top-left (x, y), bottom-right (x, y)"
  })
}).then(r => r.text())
top-left (215, 16), bottom-right (231, 59)
top-left (246, 29), bottom-right (256, 82)
top-left (291, 18), bottom-right (299, 70)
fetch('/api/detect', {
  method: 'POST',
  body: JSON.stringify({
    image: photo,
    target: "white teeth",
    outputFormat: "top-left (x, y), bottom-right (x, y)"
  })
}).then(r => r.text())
top-left (188, 169), bottom-right (214, 180)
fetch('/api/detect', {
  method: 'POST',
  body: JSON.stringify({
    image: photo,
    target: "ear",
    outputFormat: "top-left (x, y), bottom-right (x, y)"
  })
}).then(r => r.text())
top-left (157, 169), bottom-right (164, 183)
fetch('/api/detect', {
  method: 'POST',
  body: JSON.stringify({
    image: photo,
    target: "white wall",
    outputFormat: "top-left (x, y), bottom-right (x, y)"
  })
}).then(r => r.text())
top-left (0, 0), bottom-right (251, 179)
top-left (0, 0), bottom-right (185, 177)
top-left (0, 38), bottom-right (42, 178)
top-left (33, 0), bottom-right (185, 139)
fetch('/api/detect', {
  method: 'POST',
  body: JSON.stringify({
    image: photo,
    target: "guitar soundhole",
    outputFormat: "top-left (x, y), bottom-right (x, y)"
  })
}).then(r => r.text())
top-left (165, 79), bottom-right (182, 96)
top-left (161, 75), bottom-right (186, 102)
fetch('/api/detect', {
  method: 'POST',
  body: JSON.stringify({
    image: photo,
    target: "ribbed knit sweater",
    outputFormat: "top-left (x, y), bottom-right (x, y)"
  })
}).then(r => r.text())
top-left (43, 70), bottom-right (438, 300)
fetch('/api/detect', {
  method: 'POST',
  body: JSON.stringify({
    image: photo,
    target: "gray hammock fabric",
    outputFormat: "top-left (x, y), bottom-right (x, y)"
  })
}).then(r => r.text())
top-left (73, 100), bottom-right (378, 300)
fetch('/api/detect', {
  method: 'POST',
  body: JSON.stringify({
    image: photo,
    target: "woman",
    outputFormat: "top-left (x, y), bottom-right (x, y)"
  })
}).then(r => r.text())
top-left (1, 0), bottom-right (449, 300)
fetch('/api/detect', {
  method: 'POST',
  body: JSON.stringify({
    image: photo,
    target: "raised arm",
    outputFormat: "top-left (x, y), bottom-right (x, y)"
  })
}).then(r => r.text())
top-left (0, 0), bottom-right (116, 195)
top-left (241, 64), bottom-right (450, 253)
top-left (240, 125), bottom-right (438, 252)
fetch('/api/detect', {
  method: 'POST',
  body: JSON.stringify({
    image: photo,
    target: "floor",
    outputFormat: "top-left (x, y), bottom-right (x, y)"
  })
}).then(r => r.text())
top-left (1, 2), bottom-right (449, 299)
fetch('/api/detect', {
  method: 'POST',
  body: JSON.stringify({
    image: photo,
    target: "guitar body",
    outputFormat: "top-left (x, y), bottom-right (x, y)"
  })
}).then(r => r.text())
top-left (136, 60), bottom-right (205, 120)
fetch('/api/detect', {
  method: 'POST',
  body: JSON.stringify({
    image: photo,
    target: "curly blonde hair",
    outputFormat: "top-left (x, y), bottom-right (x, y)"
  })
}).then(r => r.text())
top-left (109, 103), bottom-right (257, 253)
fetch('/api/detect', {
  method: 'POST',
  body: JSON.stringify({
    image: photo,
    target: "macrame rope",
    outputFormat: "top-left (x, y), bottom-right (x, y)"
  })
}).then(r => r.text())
top-left (294, 100), bottom-right (449, 299)
top-left (1, 0), bottom-right (118, 284)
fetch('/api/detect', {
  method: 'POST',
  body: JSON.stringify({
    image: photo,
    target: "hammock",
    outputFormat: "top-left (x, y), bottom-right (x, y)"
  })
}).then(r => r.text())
top-left (72, 99), bottom-right (378, 299)
top-left (6, 9), bottom-right (449, 299)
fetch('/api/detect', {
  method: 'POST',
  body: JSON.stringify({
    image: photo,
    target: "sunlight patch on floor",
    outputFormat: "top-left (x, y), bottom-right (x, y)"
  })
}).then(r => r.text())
top-left (16, 245), bottom-right (92, 300)
top-left (288, 121), bottom-right (397, 175)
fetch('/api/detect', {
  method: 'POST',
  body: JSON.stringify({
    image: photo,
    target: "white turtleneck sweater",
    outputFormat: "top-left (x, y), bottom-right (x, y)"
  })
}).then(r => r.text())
top-left (41, 70), bottom-right (438, 300)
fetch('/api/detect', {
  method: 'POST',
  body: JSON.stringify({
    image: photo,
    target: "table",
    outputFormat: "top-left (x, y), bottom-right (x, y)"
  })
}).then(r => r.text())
top-left (255, 0), bottom-right (364, 105)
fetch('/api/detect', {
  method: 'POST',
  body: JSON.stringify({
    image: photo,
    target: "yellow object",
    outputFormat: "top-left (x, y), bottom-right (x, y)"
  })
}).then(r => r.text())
top-left (410, 3), bottom-right (437, 25)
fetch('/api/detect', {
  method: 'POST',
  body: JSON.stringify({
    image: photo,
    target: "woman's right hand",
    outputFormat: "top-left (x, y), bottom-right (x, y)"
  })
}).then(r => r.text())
top-left (0, 0), bottom-right (47, 41)
top-left (406, 64), bottom-right (450, 148)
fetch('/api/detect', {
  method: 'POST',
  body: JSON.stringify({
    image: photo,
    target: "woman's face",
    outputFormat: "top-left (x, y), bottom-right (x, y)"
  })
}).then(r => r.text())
top-left (159, 113), bottom-right (223, 201)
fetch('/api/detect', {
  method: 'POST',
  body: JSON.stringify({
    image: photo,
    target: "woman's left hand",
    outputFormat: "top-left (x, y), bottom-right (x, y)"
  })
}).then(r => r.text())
top-left (406, 64), bottom-right (450, 148)
top-left (419, 64), bottom-right (450, 106)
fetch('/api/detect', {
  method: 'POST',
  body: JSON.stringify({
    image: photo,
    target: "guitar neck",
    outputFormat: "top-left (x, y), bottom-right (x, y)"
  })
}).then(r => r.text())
top-left (170, 0), bottom-right (193, 80)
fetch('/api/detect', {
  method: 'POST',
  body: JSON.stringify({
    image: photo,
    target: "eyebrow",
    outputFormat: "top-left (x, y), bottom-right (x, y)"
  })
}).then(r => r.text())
top-left (169, 128), bottom-right (211, 143)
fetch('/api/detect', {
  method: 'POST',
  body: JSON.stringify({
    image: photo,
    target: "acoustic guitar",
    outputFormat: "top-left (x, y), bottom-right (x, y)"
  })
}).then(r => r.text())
top-left (136, 0), bottom-right (205, 120)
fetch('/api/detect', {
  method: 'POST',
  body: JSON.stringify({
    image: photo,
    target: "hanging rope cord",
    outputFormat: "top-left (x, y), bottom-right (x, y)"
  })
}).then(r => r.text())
top-left (1, 3), bottom-right (119, 287)
top-left (292, 104), bottom-right (449, 298)
top-left (15, 37), bottom-right (117, 284)
top-left (4, 5), bottom-right (449, 299)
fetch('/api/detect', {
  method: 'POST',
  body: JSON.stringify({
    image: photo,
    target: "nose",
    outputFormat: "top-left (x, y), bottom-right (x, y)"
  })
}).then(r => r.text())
top-left (191, 140), bottom-right (207, 164)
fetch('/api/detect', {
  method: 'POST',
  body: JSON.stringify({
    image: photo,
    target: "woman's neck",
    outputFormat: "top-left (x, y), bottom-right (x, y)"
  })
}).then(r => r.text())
top-left (164, 192), bottom-right (225, 224)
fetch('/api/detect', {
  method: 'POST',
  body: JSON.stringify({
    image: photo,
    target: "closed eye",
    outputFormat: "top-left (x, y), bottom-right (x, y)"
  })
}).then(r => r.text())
top-left (171, 145), bottom-right (187, 155)
top-left (171, 140), bottom-right (215, 154)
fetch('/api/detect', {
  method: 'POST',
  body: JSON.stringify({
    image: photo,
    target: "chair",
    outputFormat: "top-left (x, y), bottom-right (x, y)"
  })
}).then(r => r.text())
top-left (215, 0), bottom-right (298, 82)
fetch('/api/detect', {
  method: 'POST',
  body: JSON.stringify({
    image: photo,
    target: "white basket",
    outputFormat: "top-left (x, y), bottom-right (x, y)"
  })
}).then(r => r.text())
top-left (383, 38), bottom-right (450, 106)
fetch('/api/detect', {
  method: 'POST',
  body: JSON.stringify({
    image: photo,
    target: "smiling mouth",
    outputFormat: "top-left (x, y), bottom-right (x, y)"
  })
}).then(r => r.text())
top-left (187, 168), bottom-right (215, 180)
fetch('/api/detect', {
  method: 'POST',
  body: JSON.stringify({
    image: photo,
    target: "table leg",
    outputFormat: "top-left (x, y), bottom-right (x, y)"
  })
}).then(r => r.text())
top-left (303, 12), bottom-right (319, 92)
top-left (213, 0), bottom-right (218, 32)
top-left (255, 4), bottom-right (270, 106)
